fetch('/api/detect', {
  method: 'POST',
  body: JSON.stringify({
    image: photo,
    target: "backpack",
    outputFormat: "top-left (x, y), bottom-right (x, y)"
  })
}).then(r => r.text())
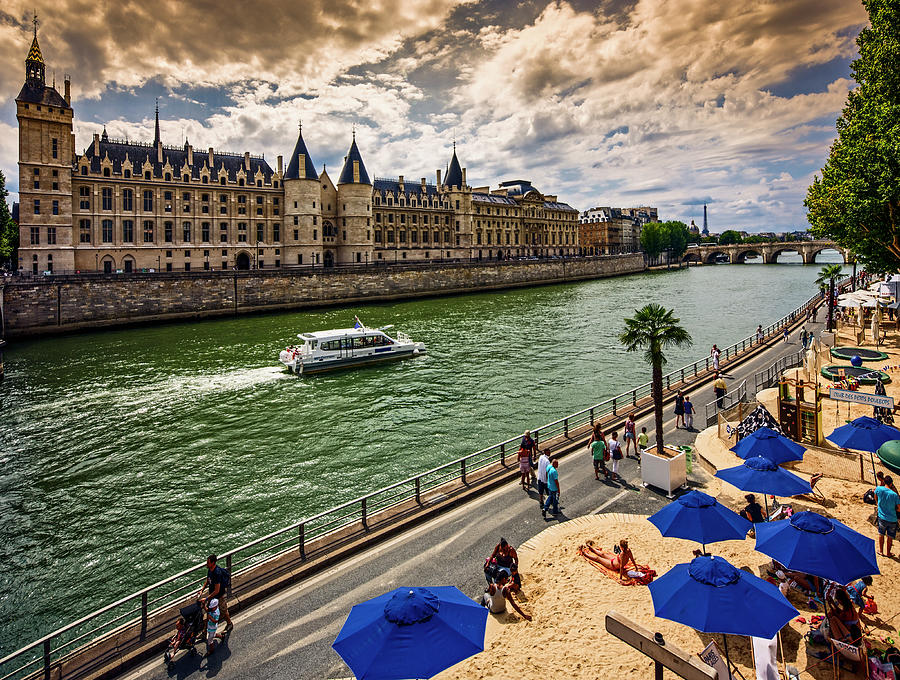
top-left (863, 489), bottom-right (877, 505)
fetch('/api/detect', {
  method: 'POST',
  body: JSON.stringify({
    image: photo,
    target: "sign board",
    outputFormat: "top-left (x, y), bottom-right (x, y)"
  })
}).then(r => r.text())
top-left (605, 611), bottom-right (717, 680)
top-left (699, 641), bottom-right (733, 680)
top-left (828, 388), bottom-right (894, 409)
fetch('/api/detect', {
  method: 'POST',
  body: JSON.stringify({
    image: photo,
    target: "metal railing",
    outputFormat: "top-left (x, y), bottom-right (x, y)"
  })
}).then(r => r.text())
top-left (704, 379), bottom-right (750, 428)
top-left (753, 350), bottom-right (806, 394)
top-left (0, 280), bottom-right (832, 680)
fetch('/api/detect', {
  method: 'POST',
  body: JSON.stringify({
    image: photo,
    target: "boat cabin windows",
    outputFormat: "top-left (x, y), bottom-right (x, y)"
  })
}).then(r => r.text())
top-left (319, 335), bottom-right (394, 351)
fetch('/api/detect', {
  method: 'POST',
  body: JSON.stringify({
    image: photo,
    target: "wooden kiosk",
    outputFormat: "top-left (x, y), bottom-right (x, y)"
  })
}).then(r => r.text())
top-left (777, 377), bottom-right (824, 445)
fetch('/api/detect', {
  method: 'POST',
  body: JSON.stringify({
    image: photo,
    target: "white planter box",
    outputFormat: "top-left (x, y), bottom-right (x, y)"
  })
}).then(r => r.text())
top-left (641, 447), bottom-right (687, 498)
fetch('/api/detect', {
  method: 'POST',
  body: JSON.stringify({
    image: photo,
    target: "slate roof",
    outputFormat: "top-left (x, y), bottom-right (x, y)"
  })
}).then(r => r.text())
top-left (543, 201), bottom-right (578, 212)
top-left (444, 150), bottom-right (463, 188)
top-left (472, 192), bottom-right (517, 206)
top-left (284, 129), bottom-right (318, 180)
top-left (80, 139), bottom-right (274, 181)
top-left (373, 178), bottom-right (440, 198)
top-left (497, 180), bottom-right (537, 196)
top-left (338, 138), bottom-right (371, 185)
top-left (16, 82), bottom-right (68, 108)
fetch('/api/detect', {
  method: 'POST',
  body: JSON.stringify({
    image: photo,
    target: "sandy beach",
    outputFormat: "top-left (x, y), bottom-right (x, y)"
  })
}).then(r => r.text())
top-left (437, 321), bottom-right (900, 680)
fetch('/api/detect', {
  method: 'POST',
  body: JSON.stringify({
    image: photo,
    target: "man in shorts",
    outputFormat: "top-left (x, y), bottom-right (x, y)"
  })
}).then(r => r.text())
top-left (200, 554), bottom-right (233, 633)
top-left (536, 447), bottom-right (551, 506)
top-left (591, 435), bottom-right (607, 480)
top-left (876, 475), bottom-right (900, 556)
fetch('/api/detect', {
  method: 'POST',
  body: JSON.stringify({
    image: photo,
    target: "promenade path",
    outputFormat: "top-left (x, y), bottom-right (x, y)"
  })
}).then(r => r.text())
top-left (117, 316), bottom-right (825, 680)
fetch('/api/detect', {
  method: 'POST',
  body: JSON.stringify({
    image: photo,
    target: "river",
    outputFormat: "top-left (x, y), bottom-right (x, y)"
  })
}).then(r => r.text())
top-left (0, 253), bottom-right (846, 654)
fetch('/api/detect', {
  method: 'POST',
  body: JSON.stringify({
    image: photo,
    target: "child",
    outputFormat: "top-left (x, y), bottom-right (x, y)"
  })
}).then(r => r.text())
top-left (637, 427), bottom-right (649, 454)
top-left (205, 598), bottom-right (220, 656)
top-left (683, 395), bottom-right (694, 430)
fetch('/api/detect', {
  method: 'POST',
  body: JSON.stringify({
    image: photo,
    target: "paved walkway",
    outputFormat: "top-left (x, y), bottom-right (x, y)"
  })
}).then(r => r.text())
top-left (117, 318), bottom-right (826, 680)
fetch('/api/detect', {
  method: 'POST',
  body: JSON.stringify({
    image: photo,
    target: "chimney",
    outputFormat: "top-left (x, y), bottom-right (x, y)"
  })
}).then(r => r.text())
top-left (277, 155), bottom-right (283, 175)
top-left (208, 147), bottom-right (214, 168)
top-left (398, 175), bottom-right (404, 188)
top-left (421, 177), bottom-right (426, 188)
top-left (93, 133), bottom-right (100, 155)
top-left (187, 143), bottom-right (193, 166)
top-left (436, 169), bottom-right (442, 186)
top-left (64, 76), bottom-right (71, 106)
top-left (462, 168), bottom-right (467, 186)
top-left (244, 152), bottom-right (250, 171)
top-left (298, 154), bottom-right (305, 179)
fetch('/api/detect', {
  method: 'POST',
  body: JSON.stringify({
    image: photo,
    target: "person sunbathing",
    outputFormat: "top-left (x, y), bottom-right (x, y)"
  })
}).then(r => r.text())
top-left (581, 539), bottom-right (636, 581)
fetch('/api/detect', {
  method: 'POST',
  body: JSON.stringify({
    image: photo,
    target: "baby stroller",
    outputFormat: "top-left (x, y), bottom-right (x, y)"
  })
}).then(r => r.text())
top-left (163, 601), bottom-right (205, 669)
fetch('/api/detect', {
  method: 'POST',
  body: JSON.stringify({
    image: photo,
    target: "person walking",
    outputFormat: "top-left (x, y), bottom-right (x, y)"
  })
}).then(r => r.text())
top-left (589, 423), bottom-right (607, 480)
top-left (637, 427), bottom-right (649, 454)
top-left (711, 344), bottom-right (721, 371)
top-left (542, 458), bottom-right (560, 518)
top-left (783, 326), bottom-right (789, 343)
top-left (204, 598), bottom-right (221, 656)
top-left (875, 475), bottom-right (900, 557)
top-left (756, 325), bottom-right (764, 344)
top-left (673, 391), bottom-right (685, 429)
top-left (799, 326), bottom-right (808, 349)
top-left (537, 447), bottom-right (551, 505)
top-left (608, 432), bottom-right (623, 481)
top-left (713, 372), bottom-right (727, 409)
top-left (623, 413), bottom-right (637, 457)
top-left (517, 441), bottom-right (532, 491)
top-left (683, 395), bottom-right (694, 430)
top-left (199, 554), bottom-right (233, 633)
top-left (519, 430), bottom-right (537, 488)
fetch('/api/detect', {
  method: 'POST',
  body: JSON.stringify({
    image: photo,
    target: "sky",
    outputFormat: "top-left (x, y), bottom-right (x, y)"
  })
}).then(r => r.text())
top-left (0, 0), bottom-right (869, 232)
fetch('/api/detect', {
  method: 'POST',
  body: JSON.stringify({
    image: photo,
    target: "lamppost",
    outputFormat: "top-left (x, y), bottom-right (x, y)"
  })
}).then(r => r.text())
top-left (95, 253), bottom-right (98, 272)
top-left (157, 255), bottom-right (161, 272)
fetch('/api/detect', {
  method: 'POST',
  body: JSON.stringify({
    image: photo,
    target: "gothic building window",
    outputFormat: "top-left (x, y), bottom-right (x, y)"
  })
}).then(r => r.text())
top-left (102, 220), bottom-right (113, 243)
top-left (143, 220), bottom-right (155, 243)
top-left (143, 190), bottom-right (153, 211)
top-left (183, 221), bottom-right (192, 242)
top-left (30, 227), bottom-right (39, 244)
top-left (79, 220), bottom-right (91, 243)
top-left (102, 188), bottom-right (112, 211)
top-left (164, 221), bottom-right (173, 242)
top-left (122, 189), bottom-right (133, 211)
top-left (122, 220), bottom-right (134, 242)
top-left (201, 222), bottom-right (210, 242)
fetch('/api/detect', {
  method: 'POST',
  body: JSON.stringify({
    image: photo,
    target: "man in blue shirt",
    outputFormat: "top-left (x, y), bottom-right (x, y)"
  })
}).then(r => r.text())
top-left (542, 458), bottom-right (560, 518)
top-left (875, 475), bottom-right (900, 557)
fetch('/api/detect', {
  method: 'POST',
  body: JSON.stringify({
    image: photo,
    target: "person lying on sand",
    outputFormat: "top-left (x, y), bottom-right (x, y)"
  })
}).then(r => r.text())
top-left (581, 539), bottom-right (636, 581)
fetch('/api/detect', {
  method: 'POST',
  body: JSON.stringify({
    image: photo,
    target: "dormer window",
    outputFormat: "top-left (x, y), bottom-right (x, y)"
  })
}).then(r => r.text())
top-left (183, 174), bottom-right (189, 183)
top-left (103, 167), bottom-right (111, 177)
top-left (145, 171), bottom-right (151, 180)
top-left (165, 173), bottom-right (172, 181)
top-left (220, 177), bottom-right (226, 185)
top-left (124, 169), bottom-right (131, 178)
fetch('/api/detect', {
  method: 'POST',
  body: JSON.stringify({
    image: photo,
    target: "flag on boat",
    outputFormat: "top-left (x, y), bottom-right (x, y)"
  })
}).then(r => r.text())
top-left (354, 316), bottom-right (363, 329)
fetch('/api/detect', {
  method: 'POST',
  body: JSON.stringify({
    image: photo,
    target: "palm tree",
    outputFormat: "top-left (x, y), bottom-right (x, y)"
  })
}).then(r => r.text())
top-left (620, 304), bottom-right (692, 455)
top-left (816, 263), bottom-right (844, 331)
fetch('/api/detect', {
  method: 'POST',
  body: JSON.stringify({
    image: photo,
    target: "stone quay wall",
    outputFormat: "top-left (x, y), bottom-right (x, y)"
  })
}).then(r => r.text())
top-left (0, 254), bottom-right (645, 338)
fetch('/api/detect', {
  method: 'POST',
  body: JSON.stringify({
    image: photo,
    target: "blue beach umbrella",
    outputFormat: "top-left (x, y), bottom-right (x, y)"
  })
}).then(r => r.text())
top-left (649, 555), bottom-right (798, 673)
top-left (647, 490), bottom-right (752, 553)
top-left (715, 456), bottom-right (812, 497)
top-left (332, 586), bottom-right (487, 680)
top-left (730, 427), bottom-right (805, 465)
top-left (827, 416), bottom-right (900, 453)
top-left (754, 511), bottom-right (880, 585)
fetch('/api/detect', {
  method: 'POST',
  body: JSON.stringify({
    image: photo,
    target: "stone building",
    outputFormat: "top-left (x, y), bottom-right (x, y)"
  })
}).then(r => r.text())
top-left (578, 207), bottom-right (645, 254)
top-left (15, 26), bottom-right (579, 273)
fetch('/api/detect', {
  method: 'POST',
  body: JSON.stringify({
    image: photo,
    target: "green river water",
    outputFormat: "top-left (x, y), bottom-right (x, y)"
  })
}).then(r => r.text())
top-left (0, 254), bottom-right (846, 654)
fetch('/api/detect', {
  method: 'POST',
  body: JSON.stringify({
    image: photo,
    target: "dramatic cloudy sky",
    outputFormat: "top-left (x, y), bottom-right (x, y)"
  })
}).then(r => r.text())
top-left (0, 0), bottom-right (868, 231)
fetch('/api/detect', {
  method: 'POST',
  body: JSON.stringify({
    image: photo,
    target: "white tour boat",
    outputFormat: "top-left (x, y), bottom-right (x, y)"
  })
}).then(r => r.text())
top-left (279, 318), bottom-right (426, 374)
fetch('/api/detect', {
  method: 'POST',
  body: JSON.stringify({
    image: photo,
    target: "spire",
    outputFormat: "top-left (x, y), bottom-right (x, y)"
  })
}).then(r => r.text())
top-left (443, 146), bottom-right (463, 189)
top-left (101, 126), bottom-right (108, 142)
top-left (154, 99), bottom-right (161, 147)
top-left (284, 121), bottom-right (318, 180)
top-left (25, 12), bottom-right (45, 86)
top-left (338, 134), bottom-right (371, 185)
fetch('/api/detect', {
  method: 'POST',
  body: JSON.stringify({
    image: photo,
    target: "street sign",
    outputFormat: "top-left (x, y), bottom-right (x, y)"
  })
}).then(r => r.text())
top-left (828, 388), bottom-right (894, 409)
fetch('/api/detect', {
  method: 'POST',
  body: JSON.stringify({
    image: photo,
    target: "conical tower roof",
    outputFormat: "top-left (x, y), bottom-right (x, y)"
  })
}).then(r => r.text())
top-left (338, 135), bottom-right (371, 185)
top-left (284, 126), bottom-right (319, 180)
top-left (444, 145), bottom-right (463, 189)
top-left (27, 34), bottom-right (43, 65)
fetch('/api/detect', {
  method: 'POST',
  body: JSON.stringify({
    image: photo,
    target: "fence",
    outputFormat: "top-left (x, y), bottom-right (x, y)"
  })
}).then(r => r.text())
top-left (0, 279), bottom-right (831, 680)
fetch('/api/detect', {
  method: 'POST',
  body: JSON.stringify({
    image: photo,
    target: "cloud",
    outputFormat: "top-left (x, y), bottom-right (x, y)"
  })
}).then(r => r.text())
top-left (0, 0), bottom-right (871, 230)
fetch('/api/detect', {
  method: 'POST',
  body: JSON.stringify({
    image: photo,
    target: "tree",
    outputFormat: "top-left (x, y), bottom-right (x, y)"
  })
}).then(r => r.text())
top-left (620, 304), bottom-right (692, 455)
top-left (816, 263), bottom-right (844, 331)
top-left (640, 222), bottom-right (665, 258)
top-left (719, 230), bottom-right (743, 245)
top-left (659, 221), bottom-right (690, 258)
top-left (805, 0), bottom-right (900, 272)
top-left (0, 171), bottom-right (17, 270)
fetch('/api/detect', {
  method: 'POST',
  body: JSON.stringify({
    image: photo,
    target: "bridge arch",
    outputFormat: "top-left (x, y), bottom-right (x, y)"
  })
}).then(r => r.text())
top-left (734, 248), bottom-right (762, 263)
top-left (808, 247), bottom-right (846, 264)
top-left (703, 250), bottom-right (731, 264)
top-left (766, 247), bottom-right (801, 264)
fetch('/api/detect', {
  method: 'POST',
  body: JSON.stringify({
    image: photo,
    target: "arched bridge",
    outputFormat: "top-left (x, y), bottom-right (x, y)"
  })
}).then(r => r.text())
top-left (683, 240), bottom-right (853, 265)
